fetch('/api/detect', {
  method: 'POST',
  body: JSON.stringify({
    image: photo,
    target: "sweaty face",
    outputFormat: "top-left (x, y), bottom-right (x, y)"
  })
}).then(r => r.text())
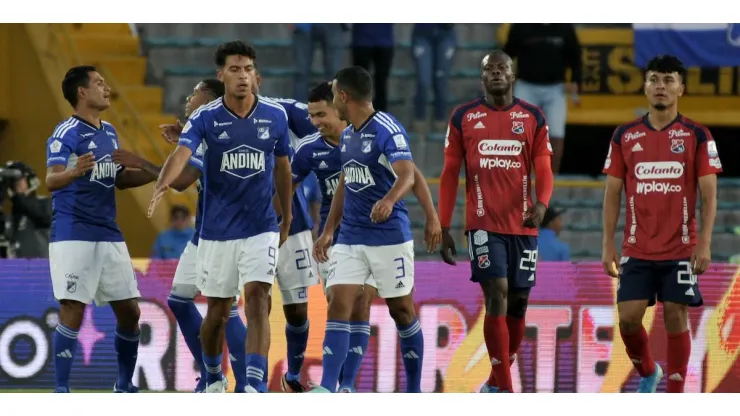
top-left (218, 55), bottom-right (255, 99)
top-left (82, 71), bottom-right (111, 111)
top-left (481, 54), bottom-right (514, 97)
top-left (185, 82), bottom-right (212, 117)
top-left (331, 80), bottom-right (348, 121)
top-left (644, 71), bottom-right (684, 111)
top-left (308, 100), bottom-right (342, 137)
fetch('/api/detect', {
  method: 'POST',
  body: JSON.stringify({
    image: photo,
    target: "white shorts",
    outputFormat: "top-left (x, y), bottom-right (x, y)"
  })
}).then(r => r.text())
top-left (326, 241), bottom-right (413, 299)
top-left (196, 232), bottom-right (279, 299)
top-left (49, 241), bottom-right (140, 306)
top-left (276, 230), bottom-right (320, 305)
top-left (171, 241), bottom-right (200, 299)
top-left (318, 246), bottom-right (378, 294)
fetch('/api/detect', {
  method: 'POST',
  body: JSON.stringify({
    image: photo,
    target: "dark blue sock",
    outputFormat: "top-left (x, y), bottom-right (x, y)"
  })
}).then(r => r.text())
top-left (53, 324), bottom-right (79, 389)
top-left (225, 305), bottom-right (247, 390)
top-left (114, 327), bottom-right (140, 388)
top-left (202, 353), bottom-right (223, 384)
top-left (259, 357), bottom-right (269, 392)
top-left (245, 354), bottom-right (268, 390)
top-left (340, 321), bottom-right (370, 390)
top-left (397, 319), bottom-right (424, 393)
top-left (319, 320), bottom-right (350, 392)
top-left (285, 319), bottom-right (309, 381)
top-left (167, 294), bottom-right (205, 380)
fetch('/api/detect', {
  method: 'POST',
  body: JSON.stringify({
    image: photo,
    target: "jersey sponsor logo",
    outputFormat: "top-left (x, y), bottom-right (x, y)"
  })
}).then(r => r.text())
top-left (106, 131), bottom-right (116, 137)
top-left (90, 155), bottom-right (118, 188)
top-left (478, 139), bottom-right (523, 156)
top-left (361, 133), bottom-right (375, 139)
top-left (474, 121), bottom-right (485, 129)
top-left (668, 129), bottom-right (691, 138)
top-left (214, 120), bottom-right (233, 127)
top-left (604, 145), bottom-right (612, 169)
top-left (710, 157), bottom-right (722, 169)
top-left (467, 111), bottom-right (487, 121)
top-left (253, 118), bottom-right (271, 124)
top-left (392, 134), bottom-right (408, 150)
top-left (510, 111), bottom-right (530, 119)
top-left (623, 131), bottom-right (645, 142)
top-left (49, 140), bottom-right (62, 153)
top-left (324, 171), bottom-right (341, 196)
top-left (81, 133), bottom-right (94, 138)
top-left (87, 141), bottom-right (97, 149)
top-left (47, 156), bottom-right (66, 163)
top-left (343, 160), bottom-right (375, 192)
top-left (634, 161), bottom-right (684, 179)
top-left (670, 138), bottom-right (685, 154)
top-left (318, 160), bottom-right (329, 169)
top-left (218, 131), bottom-right (229, 140)
top-left (480, 158), bottom-right (522, 170)
top-left (512, 121), bottom-right (525, 134)
top-left (313, 151), bottom-right (330, 158)
top-left (707, 141), bottom-right (719, 157)
top-left (636, 181), bottom-right (682, 195)
top-left (220, 145), bottom-right (266, 179)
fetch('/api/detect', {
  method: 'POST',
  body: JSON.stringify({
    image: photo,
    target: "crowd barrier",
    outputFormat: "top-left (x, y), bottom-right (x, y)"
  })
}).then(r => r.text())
top-left (0, 259), bottom-right (738, 392)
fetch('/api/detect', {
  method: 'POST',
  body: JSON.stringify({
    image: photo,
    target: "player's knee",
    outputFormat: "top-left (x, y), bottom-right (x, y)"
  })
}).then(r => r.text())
top-left (283, 303), bottom-right (308, 326)
top-left (663, 302), bottom-right (689, 333)
top-left (58, 300), bottom-right (86, 329)
top-left (170, 284), bottom-right (199, 300)
top-left (326, 287), bottom-right (357, 320)
top-left (386, 295), bottom-right (416, 326)
top-left (113, 300), bottom-right (141, 331)
top-left (350, 287), bottom-right (375, 321)
top-left (244, 283), bottom-right (271, 318)
top-left (507, 291), bottom-right (530, 319)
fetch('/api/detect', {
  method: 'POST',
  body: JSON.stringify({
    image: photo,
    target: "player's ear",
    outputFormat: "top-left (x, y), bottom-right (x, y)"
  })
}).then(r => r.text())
top-left (678, 82), bottom-right (685, 98)
top-left (216, 68), bottom-right (224, 83)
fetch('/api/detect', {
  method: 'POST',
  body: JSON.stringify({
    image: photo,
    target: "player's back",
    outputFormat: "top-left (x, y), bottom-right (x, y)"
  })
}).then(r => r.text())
top-left (182, 96), bottom-right (291, 241)
top-left (270, 97), bottom-right (317, 141)
top-left (293, 132), bottom-right (343, 235)
top-left (603, 114), bottom-right (722, 260)
top-left (446, 97), bottom-right (551, 237)
top-left (338, 111), bottom-right (413, 246)
top-left (46, 116), bottom-right (124, 242)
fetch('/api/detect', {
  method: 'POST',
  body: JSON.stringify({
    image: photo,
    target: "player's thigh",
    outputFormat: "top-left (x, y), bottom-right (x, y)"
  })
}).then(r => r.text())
top-left (656, 259), bottom-right (703, 307)
top-left (513, 80), bottom-right (542, 109)
top-left (277, 230), bottom-right (320, 292)
top-left (237, 232), bottom-right (279, 288)
top-left (505, 235), bottom-right (539, 290)
top-left (172, 241), bottom-right (199, 288)
top-left (49, 241), bottom-right (101, 305)
top-left (540, 84), bottom-right (567, 139)
top-left (197, 239), bottom-right (241, 298)
top-left (96, 242), bottom-right (140, 306)
top-left (468, 230), bottom-right (508, 282)
top-left (616, 257), bottom-right (660, 306)
top-left (363, 241), bottom-right (414, 299)
top-left (325, 244), bottom-right (371, 290)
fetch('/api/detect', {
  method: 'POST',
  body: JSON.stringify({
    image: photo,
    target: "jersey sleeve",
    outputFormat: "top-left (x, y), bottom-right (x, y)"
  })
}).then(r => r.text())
top-left (46, 132), bottom-right (76, 168)
top-left (187, 142), bottom-right (205, 171)
top-left (302, 173), bottom-right (321, 203)
top-left (274, 112), bottom-right (291, 158)
top-left (290, 101), bottom-right (317, 138)
top-left (694, 126), bottom-right (723, 177)
top-left (178, 110), bottom-right (207, 155)
top-left (602, 126), bottom-right (626, 179)
top-left (380, 129), bottom-right (413, 164)
top-left (290, 145), bottom-right (312, 183)
top-left (532, 109), bottom-right (553, 157)
top-left (444, 107), bottom-right (465, 161)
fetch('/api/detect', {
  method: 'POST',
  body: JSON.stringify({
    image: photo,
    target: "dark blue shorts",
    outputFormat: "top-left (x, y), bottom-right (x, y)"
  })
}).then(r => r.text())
top-left (616, 257), bottom-right (703, 307)
top-left (467, 230), bottom-right (538, 290)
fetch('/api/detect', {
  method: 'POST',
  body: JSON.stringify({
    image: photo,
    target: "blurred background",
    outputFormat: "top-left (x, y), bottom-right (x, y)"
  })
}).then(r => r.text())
top-left (0, 23), bottom-right (739, 263)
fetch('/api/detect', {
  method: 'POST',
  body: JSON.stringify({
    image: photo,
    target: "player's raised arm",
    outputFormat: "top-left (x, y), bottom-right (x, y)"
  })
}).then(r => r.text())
top-left (524, 113), bottom-right (554, 228)
top-left (601, 127), bottom-right (627, 277)
top-left (411, 166), bottom-right (441, 253)
top-left (693, 128), bottom-right (723, 275)
top-left (273, 118), bottom-right (294, 246)
top-left (45, 133), bottom-right (95, 192)
top-left (438, 110), bottom-right (465, 264)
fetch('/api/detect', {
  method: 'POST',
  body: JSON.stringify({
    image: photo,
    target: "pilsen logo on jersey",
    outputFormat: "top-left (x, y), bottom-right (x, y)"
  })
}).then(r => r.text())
top-left (623, 131), bottom-right (646, 142)
top-left (90, 154), bottom-right (118, 188)
top-left (220, 145), bottom-right (266, 179)
top-left (343, 160), bottom-right (375, 192)
top-left (324, 171), bottom-right (341, 196)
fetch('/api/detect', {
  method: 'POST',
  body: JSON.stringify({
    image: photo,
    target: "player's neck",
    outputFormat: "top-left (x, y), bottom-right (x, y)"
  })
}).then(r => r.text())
top-left (325, 123), bottom-right (347, 145)
top-left (74, 107), bottom-right (102, 129)
top-left (224, 93), bottom-right (255, 118)
top-left (348, 104), bottom-right (375, 131)
top-left (484, 92), bottom-right (514, 109)
top-left (647, 107), bottom-right (679, 130)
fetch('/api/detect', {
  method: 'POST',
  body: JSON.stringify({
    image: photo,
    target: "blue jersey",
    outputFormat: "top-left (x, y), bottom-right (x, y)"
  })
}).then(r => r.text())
top-left (270, 97), bottom-right (318, 236)
top-left (291, 132), bottom-right (342, 239)
top-left (46, 116), bottom-right (125, 242)
top-left (186, 144), bottom-right (204, 245)
top-left (178, 96), bottom-right (291, 241)
top-left (338, 112), bottom-right (414, 246)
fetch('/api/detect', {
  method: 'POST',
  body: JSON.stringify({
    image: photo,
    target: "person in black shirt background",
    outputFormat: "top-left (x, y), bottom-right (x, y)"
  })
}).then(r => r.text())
top-left (2, 161), bottom-right (52, 258)
top-left (504, 24), bottom-right (582, 174)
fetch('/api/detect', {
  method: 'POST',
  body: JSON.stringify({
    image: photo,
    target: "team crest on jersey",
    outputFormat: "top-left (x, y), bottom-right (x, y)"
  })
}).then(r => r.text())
top-left (90, 154), bottom-right (118, 188)
top-left (343, 160), bottom-right (375, 192)
top-left (66, 280), bottom-right (77, 293)
top-left (477, 254), bottom-right (490, 269)
top-left (257, 127), bottom-right (270, 140)
top-left (361, 140), bottom-right (372, 153)
top-left (512, 121), bottom-right (525, 135)
top-left (220, 145), bottom-right (266, 179)
top-left (670, 139), bottom-right (685, 154)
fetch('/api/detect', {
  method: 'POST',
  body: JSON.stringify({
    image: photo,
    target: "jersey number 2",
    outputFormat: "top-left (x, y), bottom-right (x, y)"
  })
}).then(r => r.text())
top-left (295, 248), bottom-right (311, 270)
top-left (677, 261), bottom-right (697, 285)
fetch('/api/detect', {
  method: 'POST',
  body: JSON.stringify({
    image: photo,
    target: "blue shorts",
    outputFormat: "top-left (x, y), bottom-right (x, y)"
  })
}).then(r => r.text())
top-left (467, 230), bottom-right (538, 290)
top-left (616, 257), bottom-right (703, 307)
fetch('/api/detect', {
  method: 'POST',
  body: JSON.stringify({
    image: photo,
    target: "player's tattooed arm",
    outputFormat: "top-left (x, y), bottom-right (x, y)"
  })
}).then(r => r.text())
top-left (45, 152), bottom-right (96, 192)
top-left (694, 174), bottom-right (718, 274)
top-left (601, 175), bottom-right (624, 277)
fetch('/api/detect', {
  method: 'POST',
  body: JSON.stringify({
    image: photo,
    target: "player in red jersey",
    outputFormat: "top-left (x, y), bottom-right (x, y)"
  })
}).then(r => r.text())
top-left (438, 50), bottom-right (554, 393)
top-left (602, 55), bottom-right (722, 393)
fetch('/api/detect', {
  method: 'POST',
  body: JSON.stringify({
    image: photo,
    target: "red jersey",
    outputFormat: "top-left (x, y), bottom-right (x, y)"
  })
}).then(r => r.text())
top-left (440, 97), bottom-right (553, 236)
top-left (602, 114), bottom-right (723, 260)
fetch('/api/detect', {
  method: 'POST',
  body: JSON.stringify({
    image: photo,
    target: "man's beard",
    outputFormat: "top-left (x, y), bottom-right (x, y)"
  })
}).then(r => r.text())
top-left (653, 103), bottom-right (668, 111)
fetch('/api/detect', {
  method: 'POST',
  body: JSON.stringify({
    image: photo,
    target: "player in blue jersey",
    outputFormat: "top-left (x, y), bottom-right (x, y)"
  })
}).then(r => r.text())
top-left (46, 66), bottom-right (161, 393)
top-left (310, 67), bottom-right (434, 393)
top-left (148, 41), bottom-right (293, 393)
top-left (293, 82), bottom-right (441, 392)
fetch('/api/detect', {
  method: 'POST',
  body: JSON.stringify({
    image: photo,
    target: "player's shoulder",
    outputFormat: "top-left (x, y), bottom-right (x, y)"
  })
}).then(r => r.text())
top-left (294, 132), bottom-right (322, 155)
top-left (48, 117), bottom-right (81, 144)
top-left (101, 120), bottom-right (118, 134)
top-left (514, 98), bottom-right (547, 127)
top-left (257, 95), bottom-right (289, 120)
top-left (372, 111), bottom-right (408, 138)
top-left (611, 116), bottom-right (647, 144)
top-left (450, 97), bottom-right (486, 118)
top-left (268, 96), bottom-right (308, 111)
top-left (190, 98), bottom-right (223, 120)
top-left (677, 115), bottom-right (712, 141)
